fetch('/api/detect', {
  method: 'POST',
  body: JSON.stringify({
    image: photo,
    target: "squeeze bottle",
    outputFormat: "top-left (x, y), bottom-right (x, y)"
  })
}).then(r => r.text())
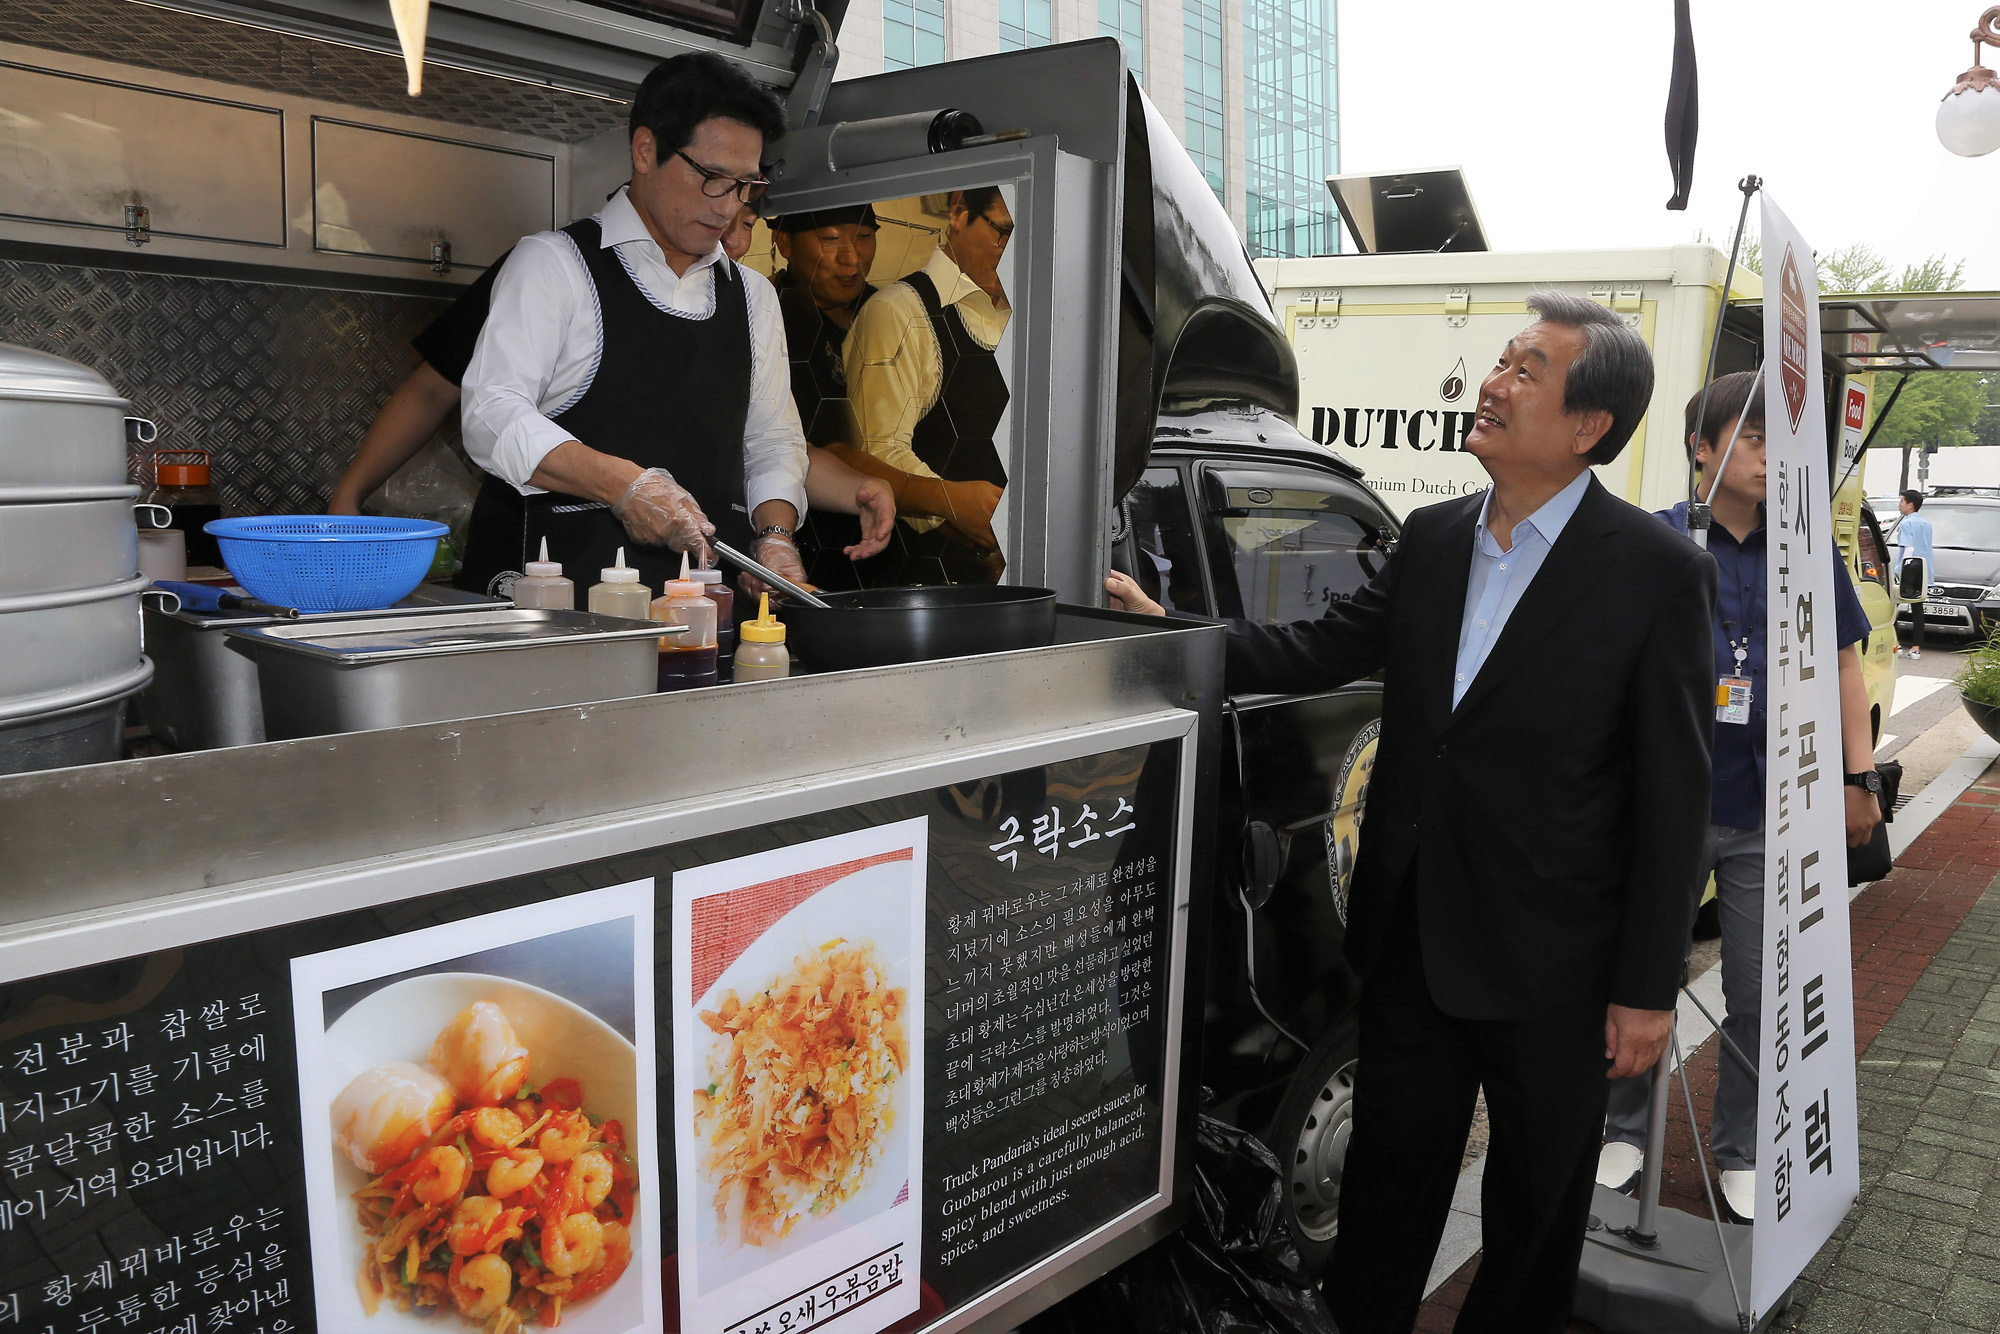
top-left (586, 547), bottom-right (652, 620)
top-left (691, 562), bottom-right (736, 674)
top-left (649, 552), bottom-right (719, 690)
top-left (511, 538), bottom-right (575, 610)
top-left (732, 594), bottom-right (790, 682)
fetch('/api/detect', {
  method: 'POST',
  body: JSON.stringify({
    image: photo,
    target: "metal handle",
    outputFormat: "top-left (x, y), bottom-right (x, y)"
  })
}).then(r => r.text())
top-left (134, 503), bottom-right (172, 530)
top-left (711, 540), bottom-right (834, 609)
top-left (125, 417), bottom-right (158, 446)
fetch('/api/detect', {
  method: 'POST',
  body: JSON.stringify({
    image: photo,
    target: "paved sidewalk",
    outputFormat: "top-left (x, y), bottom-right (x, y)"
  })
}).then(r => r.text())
top-left (1414, 760), bottom-right (2000, 1332)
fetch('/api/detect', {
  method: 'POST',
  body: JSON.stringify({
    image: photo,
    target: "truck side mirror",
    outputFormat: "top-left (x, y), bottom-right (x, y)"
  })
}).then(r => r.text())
top-left (1899, 555), bottom-right (1929, 602)
top-left (1241, 820), bottom-right (1282, 909)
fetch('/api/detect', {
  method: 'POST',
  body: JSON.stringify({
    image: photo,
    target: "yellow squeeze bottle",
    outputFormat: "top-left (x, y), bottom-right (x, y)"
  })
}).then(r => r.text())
top-left (732, 593), bottom-right (790, 682)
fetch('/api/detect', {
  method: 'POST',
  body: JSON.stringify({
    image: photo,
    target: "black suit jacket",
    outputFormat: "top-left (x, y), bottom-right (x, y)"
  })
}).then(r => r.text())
top-left (1227, 477), bottom-right (1717, 1020)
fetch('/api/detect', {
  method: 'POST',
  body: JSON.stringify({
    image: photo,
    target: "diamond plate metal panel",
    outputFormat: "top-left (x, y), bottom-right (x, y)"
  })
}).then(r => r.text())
top-left (0, 0), bottom-right (627, 144)
top-left (0, 259), bottom-right (450, 516)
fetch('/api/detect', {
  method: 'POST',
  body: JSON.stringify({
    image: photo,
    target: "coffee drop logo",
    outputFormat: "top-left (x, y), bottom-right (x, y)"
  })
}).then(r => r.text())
top-left (1440, 358), bottom-right (1467, 403)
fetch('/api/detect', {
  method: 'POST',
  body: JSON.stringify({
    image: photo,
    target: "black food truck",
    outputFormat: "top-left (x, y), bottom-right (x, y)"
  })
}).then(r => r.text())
top-left (0, 0), bottom-right (1390, 1327)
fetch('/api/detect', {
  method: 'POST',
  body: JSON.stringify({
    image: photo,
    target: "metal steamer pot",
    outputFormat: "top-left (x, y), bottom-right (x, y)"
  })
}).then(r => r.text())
top-left (778, 585), bottom-right (1059, 672)
top-left (0, 343), bottom-right (155, 774)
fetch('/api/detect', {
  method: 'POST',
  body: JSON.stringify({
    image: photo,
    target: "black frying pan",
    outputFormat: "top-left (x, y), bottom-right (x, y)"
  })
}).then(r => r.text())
top-left (713, 540), bottom-right (1057, 670)
top-left (779, 585), bottom-right (1058, 671)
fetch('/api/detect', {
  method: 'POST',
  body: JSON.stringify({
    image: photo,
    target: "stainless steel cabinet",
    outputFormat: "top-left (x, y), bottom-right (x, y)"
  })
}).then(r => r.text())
top-left (311, 118), bottom-right (554, 269)
top-left (0, 62), bottom-right (285, 247)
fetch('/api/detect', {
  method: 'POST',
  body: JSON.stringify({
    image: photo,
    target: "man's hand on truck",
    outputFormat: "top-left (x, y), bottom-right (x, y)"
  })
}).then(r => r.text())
top-left (1104, 570), bottom-right (1164, 617)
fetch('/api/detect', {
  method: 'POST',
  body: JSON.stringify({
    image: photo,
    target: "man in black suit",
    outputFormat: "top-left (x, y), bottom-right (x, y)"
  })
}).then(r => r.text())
top-left (1109, 291), bottom-right (1716, 1332)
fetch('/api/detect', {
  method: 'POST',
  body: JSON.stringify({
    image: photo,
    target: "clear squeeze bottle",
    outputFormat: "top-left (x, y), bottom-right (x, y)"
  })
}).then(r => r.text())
top-left (649, 552), bottom-right (719, 690)
top-left (586, 547), bottom-right (652, 620)
top-left (511, 538), bottom-right (575, 610)
top-left (732, 593), bottom-right (790, 682)
top-left (691, 561), bottom-right (736, 675)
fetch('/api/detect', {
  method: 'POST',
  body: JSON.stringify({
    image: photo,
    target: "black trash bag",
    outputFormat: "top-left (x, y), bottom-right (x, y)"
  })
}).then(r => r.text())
top-left (1023, 1113), bottom-right (1341, 1334)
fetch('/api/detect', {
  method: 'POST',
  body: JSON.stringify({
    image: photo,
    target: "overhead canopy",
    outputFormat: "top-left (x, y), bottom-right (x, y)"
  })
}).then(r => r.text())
top-left (1730, 292), bottom-right (2000, 376)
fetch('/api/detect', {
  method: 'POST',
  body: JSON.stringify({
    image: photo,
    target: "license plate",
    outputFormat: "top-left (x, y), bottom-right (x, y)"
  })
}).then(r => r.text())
top-left (1922, 602), bottom-right (1970, 619)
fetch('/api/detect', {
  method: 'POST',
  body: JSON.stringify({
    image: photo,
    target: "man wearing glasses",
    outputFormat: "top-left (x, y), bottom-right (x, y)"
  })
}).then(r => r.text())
top-left (845, 187), bottom-right (1015, 584)
top-left (458, 52), bottom-right (816, 595)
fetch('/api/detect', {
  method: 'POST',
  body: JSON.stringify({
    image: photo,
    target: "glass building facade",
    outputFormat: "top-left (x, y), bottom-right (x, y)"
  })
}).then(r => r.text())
top-left (998, 0), bottom-right (1052, 49)
top-left (884, 0), bottom-right (947, 69)
top-left (1244, 0), bottom-right (1338, 256)
top-left (1183, 0), bottom-right (1225, 197)
top-left (1098, 0), bottom-right (1145, 81)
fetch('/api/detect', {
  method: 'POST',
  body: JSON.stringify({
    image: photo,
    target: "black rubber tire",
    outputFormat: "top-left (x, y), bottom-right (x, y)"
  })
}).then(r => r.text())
top-left (1262, 1009), bottom-right (1361, 1279)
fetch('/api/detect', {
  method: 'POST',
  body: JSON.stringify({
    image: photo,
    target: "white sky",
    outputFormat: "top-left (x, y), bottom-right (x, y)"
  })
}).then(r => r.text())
top-left (1336, 0), bottom-right (2000, 288)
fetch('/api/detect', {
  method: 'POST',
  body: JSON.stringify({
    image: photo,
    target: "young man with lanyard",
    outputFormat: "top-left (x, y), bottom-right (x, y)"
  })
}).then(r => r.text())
top-left (844, 187), bottom-right (1014, 585)
top-left (456, 54), bottom-right (821, 595)
top-left (1597, 370), bottom-right (1883, 1225)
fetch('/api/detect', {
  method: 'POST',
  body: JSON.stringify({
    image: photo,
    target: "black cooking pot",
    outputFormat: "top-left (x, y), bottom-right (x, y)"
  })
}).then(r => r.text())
top-left (779, 585), bottom-right (1058, 672)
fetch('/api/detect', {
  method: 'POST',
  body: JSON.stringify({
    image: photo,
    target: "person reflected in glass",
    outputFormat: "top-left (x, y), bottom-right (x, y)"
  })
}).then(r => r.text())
top-left (844, 187), bottom-right (1013, 584)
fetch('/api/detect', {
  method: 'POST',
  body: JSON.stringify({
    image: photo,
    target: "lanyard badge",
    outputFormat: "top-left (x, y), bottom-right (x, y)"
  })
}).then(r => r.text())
top-left (1716, 630), bottom-right (1751, 725)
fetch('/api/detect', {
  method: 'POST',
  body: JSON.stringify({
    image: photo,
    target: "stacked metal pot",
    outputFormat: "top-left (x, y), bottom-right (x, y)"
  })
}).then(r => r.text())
top-left (0, 343), bottom-right (154, 775)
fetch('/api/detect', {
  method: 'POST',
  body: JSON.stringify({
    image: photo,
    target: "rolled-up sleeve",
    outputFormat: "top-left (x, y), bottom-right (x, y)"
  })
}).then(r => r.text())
top-left (740, 267), bottom-right (810, 519)
top-left (460, 233), bottom-right (586, 494)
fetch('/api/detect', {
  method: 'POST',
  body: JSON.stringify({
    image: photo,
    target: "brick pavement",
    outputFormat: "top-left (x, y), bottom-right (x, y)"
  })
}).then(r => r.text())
top-left (1413, 766), bottom-right (2000, 1332)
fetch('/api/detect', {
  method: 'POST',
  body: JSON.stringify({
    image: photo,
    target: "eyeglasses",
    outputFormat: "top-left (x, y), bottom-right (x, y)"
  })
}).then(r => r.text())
top-left (974, 210), bottom-right (1015, 243)
top-left (676, 150), bottom-right (770, 204)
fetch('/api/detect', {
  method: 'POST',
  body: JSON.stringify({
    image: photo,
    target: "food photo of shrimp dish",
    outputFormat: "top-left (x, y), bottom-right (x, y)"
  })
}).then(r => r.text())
top-left (694, 939), bottom-right (907, 1249)
top-left (332, 1001), bottom-right (638, 1332)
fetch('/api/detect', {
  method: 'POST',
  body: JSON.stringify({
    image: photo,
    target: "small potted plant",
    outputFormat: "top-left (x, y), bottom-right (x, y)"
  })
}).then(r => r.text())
top-left (1959, 633), bottom-right (2000, 743)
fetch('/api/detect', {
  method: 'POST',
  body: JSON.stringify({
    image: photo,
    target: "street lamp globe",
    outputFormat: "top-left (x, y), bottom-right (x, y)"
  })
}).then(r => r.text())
top-left (1939, 82), bottom-right (2000, 156)
top-left (1938, 7), bottom-right (2000, 157)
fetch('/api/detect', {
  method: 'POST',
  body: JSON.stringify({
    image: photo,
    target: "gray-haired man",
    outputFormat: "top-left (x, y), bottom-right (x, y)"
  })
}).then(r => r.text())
top-left (1109, 292), bottom-right (1718, 1331)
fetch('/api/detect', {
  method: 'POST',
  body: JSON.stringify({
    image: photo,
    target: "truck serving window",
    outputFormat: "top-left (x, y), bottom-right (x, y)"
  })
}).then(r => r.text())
top-left (1203, 468), bottom-right (1390, 625)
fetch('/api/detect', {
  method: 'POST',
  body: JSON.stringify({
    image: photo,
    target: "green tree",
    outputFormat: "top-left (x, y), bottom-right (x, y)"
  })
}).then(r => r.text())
top-left (1868, 371), bottom-right (1990, 451)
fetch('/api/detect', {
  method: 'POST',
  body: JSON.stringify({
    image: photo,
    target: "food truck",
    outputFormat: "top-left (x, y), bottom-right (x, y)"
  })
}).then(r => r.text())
top-left (0, 0), bottom-right (1396, 1326)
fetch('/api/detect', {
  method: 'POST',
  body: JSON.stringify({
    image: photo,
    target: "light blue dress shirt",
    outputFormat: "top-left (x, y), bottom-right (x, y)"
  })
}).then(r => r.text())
top-left (1453, 470), bottom-right (1593, 708)
top-left (1896, 511), bottom-right (1934, 573)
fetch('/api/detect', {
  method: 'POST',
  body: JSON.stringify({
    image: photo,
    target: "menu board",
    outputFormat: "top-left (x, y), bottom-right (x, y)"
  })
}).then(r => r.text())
top-left (0, 736), bottom-right (1184, 1334)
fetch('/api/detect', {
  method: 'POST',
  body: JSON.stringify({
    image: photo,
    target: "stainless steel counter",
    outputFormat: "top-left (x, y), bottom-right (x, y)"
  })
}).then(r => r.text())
top-left (0, 606), bottom-right (1221, 941)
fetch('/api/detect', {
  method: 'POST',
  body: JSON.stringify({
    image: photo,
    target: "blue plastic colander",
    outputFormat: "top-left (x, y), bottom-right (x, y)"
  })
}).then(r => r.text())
top-left (204, 516), bottom-right (449, 613)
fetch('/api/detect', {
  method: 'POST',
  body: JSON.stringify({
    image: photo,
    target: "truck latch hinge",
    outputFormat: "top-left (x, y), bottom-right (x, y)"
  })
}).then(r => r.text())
top-left (1296, 288), bottom-right (1340, 330)
top-left (1444, 288), bottom-right (1470, 327)
top-left (783, 4), bottom-right (840, 132)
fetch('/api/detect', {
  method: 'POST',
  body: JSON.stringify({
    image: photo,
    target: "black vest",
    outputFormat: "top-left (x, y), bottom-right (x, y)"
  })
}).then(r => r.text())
top-left (459, 217), bottom-right (754, 597)
top-left (875, 269), bottom-right (1011, 585)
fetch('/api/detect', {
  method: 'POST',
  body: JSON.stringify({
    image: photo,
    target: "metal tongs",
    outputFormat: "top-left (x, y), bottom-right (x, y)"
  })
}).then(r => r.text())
top-left (710, 539), bottom-right (835, 610)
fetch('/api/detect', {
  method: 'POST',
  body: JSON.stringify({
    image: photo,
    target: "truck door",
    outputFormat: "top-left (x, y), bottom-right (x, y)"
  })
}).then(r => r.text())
top-left (1185, 458), bottom-right (1395, 1268)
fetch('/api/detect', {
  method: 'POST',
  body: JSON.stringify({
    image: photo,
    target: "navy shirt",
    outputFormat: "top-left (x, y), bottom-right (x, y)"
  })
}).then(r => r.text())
top-left (1658, 502), bottom-right (1872, 830)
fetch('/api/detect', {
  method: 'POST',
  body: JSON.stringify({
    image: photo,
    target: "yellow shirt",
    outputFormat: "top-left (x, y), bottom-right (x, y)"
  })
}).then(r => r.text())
top-left (843, 245), bottom-right (1012, 489)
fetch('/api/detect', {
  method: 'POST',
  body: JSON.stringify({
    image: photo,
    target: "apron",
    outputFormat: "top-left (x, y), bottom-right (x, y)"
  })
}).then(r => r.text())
top-left (458, 217), bottom-right (754, 597)
top-left (877, 269), bottom-right (1010, 586)
top-left (779, 279), bottom-right (875, 591)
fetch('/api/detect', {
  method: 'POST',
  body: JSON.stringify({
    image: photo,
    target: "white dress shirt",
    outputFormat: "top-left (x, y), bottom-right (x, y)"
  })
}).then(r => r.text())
top-left (844, 244), bottom-right (1012, 483)
top-left (1453, 469), bottom-right (1593, 708)
top-left (460, 187), bottom-right (808, 519)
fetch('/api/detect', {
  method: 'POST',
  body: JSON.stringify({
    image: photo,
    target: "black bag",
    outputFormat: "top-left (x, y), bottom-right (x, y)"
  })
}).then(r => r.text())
top-left (1847, 759), bottom-right (1903, 885)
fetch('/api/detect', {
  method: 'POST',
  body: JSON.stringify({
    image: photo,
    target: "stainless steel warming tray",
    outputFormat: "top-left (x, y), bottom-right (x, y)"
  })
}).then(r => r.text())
top-left (225, 608), bottom-right (678, 739)
top-left (141, 586), bottom-right (505, 750)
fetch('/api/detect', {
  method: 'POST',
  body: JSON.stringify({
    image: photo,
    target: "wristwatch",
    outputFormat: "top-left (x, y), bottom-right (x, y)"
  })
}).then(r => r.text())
top-left (754, 524), bottom-right (796, 543)
top-left (1844, 770), bottom-right (1884, 796)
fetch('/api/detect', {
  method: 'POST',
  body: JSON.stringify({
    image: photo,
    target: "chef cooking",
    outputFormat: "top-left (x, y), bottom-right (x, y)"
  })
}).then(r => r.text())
top-left (456, 52), bottom-right (838, 596)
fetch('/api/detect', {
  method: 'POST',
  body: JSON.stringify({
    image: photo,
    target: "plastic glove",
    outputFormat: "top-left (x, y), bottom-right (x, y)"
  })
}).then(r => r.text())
top-left (846, 478), bottom-right (896, 560)
top-left (611, 467), bottom-right (715, 562)
top-left (742, 533), bottom-right (813, 601)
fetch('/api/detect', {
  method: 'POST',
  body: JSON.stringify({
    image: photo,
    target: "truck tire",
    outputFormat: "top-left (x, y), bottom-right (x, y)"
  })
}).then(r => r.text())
top-left (1263, 1010), bottom-right (1359, 1278)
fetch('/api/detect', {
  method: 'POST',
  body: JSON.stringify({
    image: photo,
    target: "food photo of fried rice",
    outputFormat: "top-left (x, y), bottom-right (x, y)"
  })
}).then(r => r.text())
top-left (331, 1000), bottom-right (639, 1332)
top-left (693, 939), bottom-right (908, 1249)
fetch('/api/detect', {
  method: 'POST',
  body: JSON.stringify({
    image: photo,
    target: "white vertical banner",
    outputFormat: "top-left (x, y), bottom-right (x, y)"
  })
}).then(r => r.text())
top-left (1753, 192), bottom-right (1862, 1316)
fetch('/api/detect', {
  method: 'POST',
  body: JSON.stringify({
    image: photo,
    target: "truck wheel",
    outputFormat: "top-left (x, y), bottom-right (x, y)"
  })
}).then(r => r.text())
top-left (1264, 1011), bottom-right (1359, 1277)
